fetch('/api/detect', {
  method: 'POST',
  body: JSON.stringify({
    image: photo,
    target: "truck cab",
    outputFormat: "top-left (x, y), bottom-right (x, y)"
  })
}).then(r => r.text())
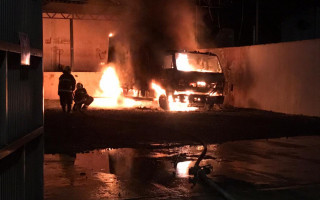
top-left (158, 50), bottom-right (225, 110)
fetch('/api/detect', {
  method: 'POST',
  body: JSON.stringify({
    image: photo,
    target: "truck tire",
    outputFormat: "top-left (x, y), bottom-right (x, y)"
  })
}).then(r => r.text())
top-left (159, 95), bottom-right (169, 110)
top-left (207, 103), bottom-right (214, 111)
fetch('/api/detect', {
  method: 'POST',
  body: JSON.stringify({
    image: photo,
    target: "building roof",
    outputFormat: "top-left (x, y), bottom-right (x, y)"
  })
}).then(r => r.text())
top-left (42, 0), bottom-right (123, 15)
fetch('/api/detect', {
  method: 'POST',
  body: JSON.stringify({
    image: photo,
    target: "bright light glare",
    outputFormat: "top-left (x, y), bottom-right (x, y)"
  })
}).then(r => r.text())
top-left (91, 65), bottom-right (140, 109)
top-left (99, 67), bottom-right (122, 98)
top-left (197, 81), bottom-right (206, 87)
top-left (176, 161), bottom-right (192, 177)
top-left (176, 53), bottom-right (194, 71)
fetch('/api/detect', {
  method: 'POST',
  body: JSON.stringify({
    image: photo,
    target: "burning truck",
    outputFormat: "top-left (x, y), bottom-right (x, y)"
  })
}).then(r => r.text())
top-left (152, 50), bottom-right (225, 110)
top-left (91, 49), bottom-right (225, 111)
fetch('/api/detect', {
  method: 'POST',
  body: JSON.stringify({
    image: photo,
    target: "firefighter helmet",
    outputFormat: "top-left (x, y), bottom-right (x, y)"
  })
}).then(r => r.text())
top-left (76, 82), bottom-right (83, 89)
top-left (63, 66), bottom-right (71, 73)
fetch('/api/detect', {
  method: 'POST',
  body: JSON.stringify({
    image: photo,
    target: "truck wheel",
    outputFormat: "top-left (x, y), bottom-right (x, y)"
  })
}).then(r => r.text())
top-left (159, 95), bottom-right (169, 110)
top-left (204, 103), bottom-right (214, 111)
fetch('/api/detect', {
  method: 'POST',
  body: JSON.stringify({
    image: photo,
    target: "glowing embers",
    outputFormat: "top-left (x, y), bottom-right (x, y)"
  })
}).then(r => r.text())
top-left (197, 81), bottom-right (206, 87)
top-left (168, 95), bottom-right (198, 112)
top-left (92, 97), bottom-right (137, 109)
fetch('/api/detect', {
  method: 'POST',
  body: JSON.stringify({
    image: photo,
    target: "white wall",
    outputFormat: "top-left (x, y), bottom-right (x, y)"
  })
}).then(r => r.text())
top-left (43, 18), bottom-right (115, 72)
top-left (206, 39), bottom-right (320, 117)
top-left (44, 72), bottom-right (103, 99)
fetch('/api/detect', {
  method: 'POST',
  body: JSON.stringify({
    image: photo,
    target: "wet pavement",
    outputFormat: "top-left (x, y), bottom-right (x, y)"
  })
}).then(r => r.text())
top-left (44, 136), bottom-right (320, 200)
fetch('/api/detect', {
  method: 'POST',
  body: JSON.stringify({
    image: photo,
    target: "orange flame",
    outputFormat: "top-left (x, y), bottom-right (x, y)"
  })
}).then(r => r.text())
top-left (151, 82), bottom-right (198, 112)
top-left (168, 95), bottom-right (198, 112)
top-left (151, 81), bottom-right (166, 99)
top-left (176, 53), bottom-right (215, 73)
top-left (176, 53), bottom-right (194, 71)
top-left (99, 67), bottom-right (122, 98)
top-left (91, 65), bottom-right (137, 109)
top-left (91, 68), bottom-right (199, 111)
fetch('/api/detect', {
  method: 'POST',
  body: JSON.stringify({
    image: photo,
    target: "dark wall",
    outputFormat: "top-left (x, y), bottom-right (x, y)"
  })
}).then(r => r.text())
top-left (0, 0), bottom-right (44, 199)
top-left (0, 0), bottom-right (43, 49)
top-left (198, 0), bottom-right (320, 47)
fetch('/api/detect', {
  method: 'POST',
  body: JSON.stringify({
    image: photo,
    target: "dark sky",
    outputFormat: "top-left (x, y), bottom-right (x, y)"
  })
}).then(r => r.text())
top-left (198, 0), bottom-right (320, 47)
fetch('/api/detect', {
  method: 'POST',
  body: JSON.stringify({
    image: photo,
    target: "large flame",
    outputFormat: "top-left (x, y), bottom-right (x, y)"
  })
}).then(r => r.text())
top-left (151, 81), bottom-right (166, 99)
top-left (99, 67), bottom-right (122, 98)
top-left (176, 53), bottom-right (194, 71)
top-left (151, 81), bottom-right (198, 112)
top-left (90, 66), bottom-right (198, 111)
top-left (168, 95), bottom-right (198, 112)
top-left (176, 53), bottom-right (213, 73)
top-left (91, 65), bottom-right (137, 109)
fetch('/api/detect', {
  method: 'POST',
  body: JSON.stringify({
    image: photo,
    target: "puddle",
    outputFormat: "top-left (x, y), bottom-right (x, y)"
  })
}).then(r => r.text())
top-left (45, 136), bottom-right (320, 199)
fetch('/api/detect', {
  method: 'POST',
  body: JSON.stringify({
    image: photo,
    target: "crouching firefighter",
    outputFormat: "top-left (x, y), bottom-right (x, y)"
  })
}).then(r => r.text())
top-left (73, 83), bottom-right (94, 111)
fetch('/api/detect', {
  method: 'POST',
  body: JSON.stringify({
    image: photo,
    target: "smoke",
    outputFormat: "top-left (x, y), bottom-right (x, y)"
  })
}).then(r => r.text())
top-left (80, 0), bottom-right (198, 88)
top-left (123, 0), bottom-right (197, 50)
top-left (114, 0), bottom-right (198, 88)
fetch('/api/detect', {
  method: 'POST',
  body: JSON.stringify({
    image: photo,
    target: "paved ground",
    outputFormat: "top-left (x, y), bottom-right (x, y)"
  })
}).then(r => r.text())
top-left (44, 137), bottom-right (320, 200)
top-left (44, 100), bottom-right (319, 154)
top-left (44, 100), bottom-right (320, 199)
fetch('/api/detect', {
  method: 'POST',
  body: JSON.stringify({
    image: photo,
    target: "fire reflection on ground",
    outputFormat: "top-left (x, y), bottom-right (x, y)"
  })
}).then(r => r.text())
top-left (176, 161), bottom-right (192, 177)
top-left (45, 136), bottom-right (320, 200)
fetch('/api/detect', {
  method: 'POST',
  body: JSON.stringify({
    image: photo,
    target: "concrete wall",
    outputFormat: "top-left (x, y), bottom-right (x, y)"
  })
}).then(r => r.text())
top-left (43, 19), bottom-right (70, 71)
top-left (43, 18), bottom-right (115, 72)
top-left (206, 39), bottom-right (320, 117)
top-left (44, 72), bottom-right (103, 99)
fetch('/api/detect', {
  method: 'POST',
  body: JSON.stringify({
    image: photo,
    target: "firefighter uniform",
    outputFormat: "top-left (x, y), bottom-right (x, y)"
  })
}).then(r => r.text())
top-left (73, 83), bottom-right (94, 111)
top-left (58, 67), bottom-right (76, 112)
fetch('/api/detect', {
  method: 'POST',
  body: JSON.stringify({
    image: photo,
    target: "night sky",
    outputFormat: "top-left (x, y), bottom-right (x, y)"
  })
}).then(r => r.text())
top-left (198, 0), bottom-right (320, 47)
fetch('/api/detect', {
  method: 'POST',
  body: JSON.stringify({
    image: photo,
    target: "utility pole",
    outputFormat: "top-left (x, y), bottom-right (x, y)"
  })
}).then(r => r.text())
top-left (195, 0), bottom-right (198, 46)
top-left (0, 51), bottom-right (8, 145)
top-left (70, 18), bottom-right (74, 69)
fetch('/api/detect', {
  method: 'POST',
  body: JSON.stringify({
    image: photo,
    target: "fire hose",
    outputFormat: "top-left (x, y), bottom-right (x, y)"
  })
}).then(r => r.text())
top-left (188, 138), bottom-right (236, 200)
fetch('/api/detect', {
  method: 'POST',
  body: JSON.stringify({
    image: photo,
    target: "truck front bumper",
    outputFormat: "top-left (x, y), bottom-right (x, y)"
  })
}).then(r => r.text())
top-left (172, 94), bottom-right (224, 106)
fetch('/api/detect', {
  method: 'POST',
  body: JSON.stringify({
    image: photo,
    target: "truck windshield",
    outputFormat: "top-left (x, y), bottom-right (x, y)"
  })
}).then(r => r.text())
top-left (175, 53), bottom-right (222, 73)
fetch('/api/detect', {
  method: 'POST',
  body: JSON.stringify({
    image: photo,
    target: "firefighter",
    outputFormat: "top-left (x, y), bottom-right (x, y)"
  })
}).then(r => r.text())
top-left (58, 66), bottom-right (76, 113)
top-left (73, 82), bottom-right (94, 111)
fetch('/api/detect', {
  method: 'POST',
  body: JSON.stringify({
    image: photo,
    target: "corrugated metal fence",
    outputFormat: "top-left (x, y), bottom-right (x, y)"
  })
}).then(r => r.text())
top-left (0, 0), bottom-right (44, 199)
top-left (0, 50), bottom-right (44, 200)
top-left (0, 0), bottom-right (42, 49)
top-left (7, 52), bottom-right (43, 144)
